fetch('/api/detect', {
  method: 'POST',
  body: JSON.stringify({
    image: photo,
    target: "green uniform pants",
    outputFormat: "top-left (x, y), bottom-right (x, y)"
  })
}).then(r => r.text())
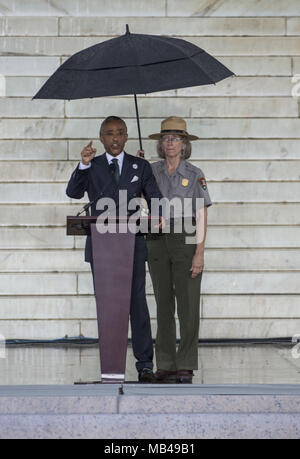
top-left (147, 232), bottom-right (202, 371)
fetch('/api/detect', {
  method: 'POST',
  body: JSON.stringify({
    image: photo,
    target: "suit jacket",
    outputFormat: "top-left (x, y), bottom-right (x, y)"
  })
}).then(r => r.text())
top-left (66, 152), bottom-right (162, 262)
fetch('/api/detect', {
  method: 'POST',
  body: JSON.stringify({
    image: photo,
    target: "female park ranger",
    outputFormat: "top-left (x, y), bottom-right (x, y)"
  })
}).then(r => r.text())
top-left (139, 116), bottom-right (212, 383)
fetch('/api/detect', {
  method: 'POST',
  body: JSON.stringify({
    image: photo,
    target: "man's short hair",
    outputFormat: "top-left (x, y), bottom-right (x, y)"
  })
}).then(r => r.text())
top-left (99, 116), bottom-right (127, 136)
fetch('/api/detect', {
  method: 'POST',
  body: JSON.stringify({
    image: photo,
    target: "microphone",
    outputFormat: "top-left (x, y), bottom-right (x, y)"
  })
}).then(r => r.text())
top-left (76, 198), bottom-right (100, 217)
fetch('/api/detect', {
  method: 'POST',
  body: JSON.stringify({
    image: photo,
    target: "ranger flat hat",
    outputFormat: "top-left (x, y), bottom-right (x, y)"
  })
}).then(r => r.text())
top-left (148, 116), bottom-right (199, 141)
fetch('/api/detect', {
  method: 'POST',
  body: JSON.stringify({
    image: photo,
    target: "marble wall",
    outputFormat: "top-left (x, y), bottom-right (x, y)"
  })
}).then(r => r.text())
top-left (0, 0), bottom-right (300, 339)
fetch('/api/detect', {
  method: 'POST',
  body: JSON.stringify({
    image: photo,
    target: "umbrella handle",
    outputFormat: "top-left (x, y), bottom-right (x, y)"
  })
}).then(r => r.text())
top-left (134, 93), bottom-right (143, 155)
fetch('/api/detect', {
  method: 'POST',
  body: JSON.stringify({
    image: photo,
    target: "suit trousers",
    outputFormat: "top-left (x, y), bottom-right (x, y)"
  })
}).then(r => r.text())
top-left (90, 234), bottom-right (153, 373)
top-left (147, 232), bottom-right (202, 371)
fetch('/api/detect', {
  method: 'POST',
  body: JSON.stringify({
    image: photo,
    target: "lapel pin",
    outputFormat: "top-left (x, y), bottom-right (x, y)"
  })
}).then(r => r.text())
top-left (133, 164), bottom-right (138, 169)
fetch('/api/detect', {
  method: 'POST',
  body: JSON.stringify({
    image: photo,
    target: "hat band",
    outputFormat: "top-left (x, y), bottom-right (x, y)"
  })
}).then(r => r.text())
top-left (160, 129), bottom-right (187, 136)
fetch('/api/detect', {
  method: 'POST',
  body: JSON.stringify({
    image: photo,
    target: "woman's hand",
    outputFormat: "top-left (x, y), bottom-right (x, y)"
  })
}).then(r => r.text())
top-left (153, 216), bottom-right (166, 230)
top-left (190, 251), bottom-right (204, 278)
top-left (137, 149), bottom-right (145, 158)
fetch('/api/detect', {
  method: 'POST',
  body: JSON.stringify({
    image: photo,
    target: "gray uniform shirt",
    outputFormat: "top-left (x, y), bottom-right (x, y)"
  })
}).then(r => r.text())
top-left (151, 159), bottom-right (212, 218)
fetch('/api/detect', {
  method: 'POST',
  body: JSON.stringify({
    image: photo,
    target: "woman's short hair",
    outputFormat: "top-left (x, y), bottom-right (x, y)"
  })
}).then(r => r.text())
top-left (156, 135), bottom-right (192, 159)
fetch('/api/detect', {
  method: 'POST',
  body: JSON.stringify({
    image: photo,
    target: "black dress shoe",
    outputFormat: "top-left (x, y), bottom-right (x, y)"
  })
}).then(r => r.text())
top-left (138, 368), bottom-right (156, 383)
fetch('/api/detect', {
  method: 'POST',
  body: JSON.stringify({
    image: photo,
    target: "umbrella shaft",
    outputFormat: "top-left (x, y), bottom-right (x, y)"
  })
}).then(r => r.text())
top-left (134, 93), bottom-right (143, 151)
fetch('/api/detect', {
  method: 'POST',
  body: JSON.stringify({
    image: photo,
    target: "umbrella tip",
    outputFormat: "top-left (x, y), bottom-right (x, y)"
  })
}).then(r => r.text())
top-left (126, 24), bottom-right (130, 34)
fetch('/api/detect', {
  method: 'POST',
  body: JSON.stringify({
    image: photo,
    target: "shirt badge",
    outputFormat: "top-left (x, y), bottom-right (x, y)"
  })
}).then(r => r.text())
top-left (181, 178), bottom-right (189, 187)
top-left (133, 164), bottom-right (138, 169)
top-left (198, 177), bottom-right (207, 190)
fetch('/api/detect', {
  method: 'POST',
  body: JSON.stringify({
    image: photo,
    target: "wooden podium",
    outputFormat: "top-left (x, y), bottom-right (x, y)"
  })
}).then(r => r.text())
top-left (67, 215), bottom-right (151, 383)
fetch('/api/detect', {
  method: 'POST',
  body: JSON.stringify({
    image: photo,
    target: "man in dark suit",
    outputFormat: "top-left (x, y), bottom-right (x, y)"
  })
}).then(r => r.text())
top-left (66, 116), bottom-right (162, 382)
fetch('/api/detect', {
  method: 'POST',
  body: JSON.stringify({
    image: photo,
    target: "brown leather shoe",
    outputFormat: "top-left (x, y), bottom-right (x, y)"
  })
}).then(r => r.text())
top-left (176, 370), bottom-right (194, 384)
top-left (155, 369), bottom-right (177, 383)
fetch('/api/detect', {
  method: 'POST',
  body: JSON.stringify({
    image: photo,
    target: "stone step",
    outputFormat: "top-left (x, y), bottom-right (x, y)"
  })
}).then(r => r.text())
top-left (294, 57), bottom-right (300, 74)
top-left (1, 294), bottom-right (300, 320)
top-left (0, 384), bottom-right (300, 414)
top-left (1, 202), bottom-right (300, 226)
top-left (1, 0), bottom-right (299, 16)
top-left (204, 182), bottom-right (300, 203)
top-left (207, 203), bottom-right (300, 225)
top-left (0, 384), bottom-right (300, 438)
top-left (2, 118), bottom-right (300, 140)
top-left (168, 0), bottom-right (300, 17)
top-left (1, 248), bottom-right (300, 272)
top-left (2, 345), bottom-right (300, 385)
top-left (197, 319), bottom-right (300, 341)
top-left (5, 95), bottom-right (294, 119)
top-left (0, 15), bottom-right (299, 37)
top-left (3, 225), bottom-right (299, 249)
top-left (221, 57), bottom-right (292, 76)
top-left (0, 161), bottom-right (76, 182)
top-left (202, 295), bottom-right (300, 319)
top-left (0, 16), bottom-right (58, 35)
top-left (69, 139), bottom-right (300, 160)
top-left (188, 36), bottom-right (300, 56)
top-left (59, 17), bottom-right (286, 36)
top-left (177, 77), bottom-right (294, 96)
top-left (0, 57), bottom-right (60, 76)
top-left (0, 203), bottom-right (81, 225)
top-left (2, 139), bottom-right (300, 161)
top-left (0, 296), bottom-right (97, 320)
top-left (0, 319), bottom-right (81, 341)
top-left (1, 181), bottom-right (300, 203)
top-left (287, 18), bottom-right (300, 34)
top-left (0, 0), bottom-right (166, 17)
top-left (1, 95), bottom-right (298, 118)
top-left (2, 16), bottom-right (299, 38)
top-left (0, 140), bottom-right (68, 160)
top-left (0, 184), bottom-right (69, 203)
top-left (0, 98), bottom-right (64, 118)
top-left (0, 228), bottom-right (73, 248)
top-left (0, 273), bottom-right (77, 295)
top-left (1, 159), bottom-right (300, 181)
top-left (0, 270), bottom-right (300, 296)
top-left (64, 97), bottom-right (298, 119)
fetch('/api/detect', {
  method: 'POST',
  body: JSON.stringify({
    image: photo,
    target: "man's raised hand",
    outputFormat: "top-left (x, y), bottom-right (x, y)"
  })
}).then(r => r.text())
top-left (81, 140), bottom-right (96, 165)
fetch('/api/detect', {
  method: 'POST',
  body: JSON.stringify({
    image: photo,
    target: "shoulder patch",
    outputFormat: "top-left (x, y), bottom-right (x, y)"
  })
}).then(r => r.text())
top-left (198, 177), bottom-right (207, 190)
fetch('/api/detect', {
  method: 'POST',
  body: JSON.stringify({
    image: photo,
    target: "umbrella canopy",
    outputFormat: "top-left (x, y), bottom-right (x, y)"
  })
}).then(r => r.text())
top-left (33, 25), bottom-right (234, 147)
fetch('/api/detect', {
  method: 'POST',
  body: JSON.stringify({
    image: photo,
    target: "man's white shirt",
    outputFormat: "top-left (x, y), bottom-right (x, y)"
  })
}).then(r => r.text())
top-left (79, 151), bottom-right (125, 173)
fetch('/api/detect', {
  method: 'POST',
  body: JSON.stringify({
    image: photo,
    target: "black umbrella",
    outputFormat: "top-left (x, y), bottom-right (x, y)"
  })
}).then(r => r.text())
top-left (33, 25), bottom-right (234, 149)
